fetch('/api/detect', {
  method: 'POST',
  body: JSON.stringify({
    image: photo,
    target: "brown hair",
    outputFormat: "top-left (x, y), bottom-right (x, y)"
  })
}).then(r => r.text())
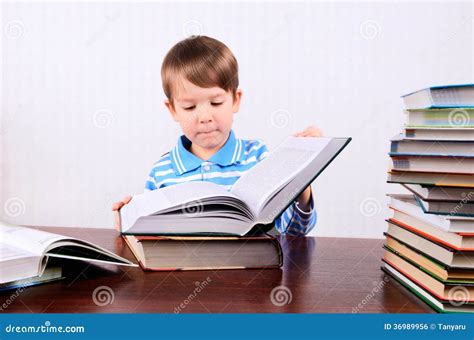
top-left (161, 36), bottom-right (239, 106)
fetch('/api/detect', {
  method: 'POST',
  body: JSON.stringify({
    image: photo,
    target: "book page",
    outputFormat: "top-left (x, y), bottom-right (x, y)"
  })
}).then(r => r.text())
top-left (153, 181), bottom-right (240, 212)
top-left (231, 137), bottom-right (332, 214)
top-left (0, 221), bottom-right (136, 267)
top-left (120, 181), bottom-right (243, 232)
top-left (0, 243), bottom-right (36, 262)
top-left (0, 243), bottom-right (42, 283)
top-left (0, 221), bottom-right (65, 256)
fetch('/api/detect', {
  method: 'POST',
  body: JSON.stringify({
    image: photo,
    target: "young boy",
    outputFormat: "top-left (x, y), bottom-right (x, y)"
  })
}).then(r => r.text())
top-left (113, 36), bottom-right (322, 236)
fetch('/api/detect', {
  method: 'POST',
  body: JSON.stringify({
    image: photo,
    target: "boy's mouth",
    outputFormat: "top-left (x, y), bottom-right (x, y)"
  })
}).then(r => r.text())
top-left (198, 129), bottom-right (217, 135)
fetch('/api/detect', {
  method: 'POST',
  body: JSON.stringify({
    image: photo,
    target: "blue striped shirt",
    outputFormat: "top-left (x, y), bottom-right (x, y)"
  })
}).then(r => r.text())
top-left (145, 130), bottom-right (317, 236)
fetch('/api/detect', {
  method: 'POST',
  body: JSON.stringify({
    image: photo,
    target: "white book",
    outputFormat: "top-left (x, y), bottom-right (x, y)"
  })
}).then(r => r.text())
top-left (387, 194), bottom-right (474, 233)
top-left (401, 84), bottom-right (474, 110)
top-left (120, 136), bottom-right (351, 236)
top-left (390, 155), bottom-right (474, 174)
top-left (402, 183), bottom-right (473, 202)
top-left (404, 108), bottom-right (474, 128)
top-left (390, 134), bottom-right (474, 157)
top-left (403, 127), bottom-right (474, 141)
top-left (0, 267), bottom-right (63, 291)
top-left (0, 222), bottom-right (136, 284)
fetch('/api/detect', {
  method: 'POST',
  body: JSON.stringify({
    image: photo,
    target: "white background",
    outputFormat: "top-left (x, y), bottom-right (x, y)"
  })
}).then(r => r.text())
top-left (1, 1), bottom-right (472, 238)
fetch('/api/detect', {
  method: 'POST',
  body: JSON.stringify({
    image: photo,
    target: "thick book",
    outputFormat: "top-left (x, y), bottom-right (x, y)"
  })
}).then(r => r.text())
top-left (0, 221), bottom-right (137, 284)
top-left (393, 189), bottom-right (474, 217)
top-left (404, 108), bottom-right (474, 128)
top-left (414, 195), bottom-right (474, 217)
top-left (402, 183), bottom-right (473, 202)
top-left (404, 127), bottom-right (474, 141)
top-left (382, 249), bottom-right (474, 302)
top-left (382, 262), bottom-right (474, 313)
top-left (390, 155), bottom-right (474, 174)
top-left (401, 84), bottom-right (474, 110)
top-left (0, 267), bottom-right (63, 291)
top-left (388, 213), bottom-right (474, 251)
top-left (390, 134), bottom-right (474, 157)
top-left (388, 194), bottom-right (474, 233)
top-left (385, 222), bottom-right (474, 268)
top-left (388, 214), bottom-right (474, 251)
top-left (120, 136), bottom-right (351, 236)
top-left (385, 235), bottom-right (474, 282)
top-left (123, 234), bottom-right (282, 271)
top-left (387, 170), bottom-right (473, 187)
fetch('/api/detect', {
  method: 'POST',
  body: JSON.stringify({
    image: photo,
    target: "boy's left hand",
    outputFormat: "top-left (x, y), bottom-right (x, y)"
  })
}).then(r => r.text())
top-left (293, 125), bottom-right (323, 211)
top-left (293, 125), bottom-right (323, 138)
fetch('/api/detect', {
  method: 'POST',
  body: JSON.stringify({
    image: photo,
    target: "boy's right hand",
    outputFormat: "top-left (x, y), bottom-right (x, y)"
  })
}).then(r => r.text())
top-left (112, 195), bottom-right (133, 232)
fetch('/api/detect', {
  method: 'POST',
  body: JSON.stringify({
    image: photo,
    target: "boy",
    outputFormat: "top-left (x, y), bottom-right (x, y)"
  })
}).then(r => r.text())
top-left (113, 36), bottom-right (322, 236)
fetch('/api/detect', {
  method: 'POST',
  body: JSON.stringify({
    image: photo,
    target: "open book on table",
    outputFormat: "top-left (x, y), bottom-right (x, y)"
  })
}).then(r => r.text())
top-left (120, 136), bottom-right (351, 236)
top-left (0, 221), bottom-right (136, 284)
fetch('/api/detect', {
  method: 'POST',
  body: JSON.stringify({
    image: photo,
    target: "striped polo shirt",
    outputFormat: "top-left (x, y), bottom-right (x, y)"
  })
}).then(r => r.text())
top-left (145, 130), bottom-right (317, 236)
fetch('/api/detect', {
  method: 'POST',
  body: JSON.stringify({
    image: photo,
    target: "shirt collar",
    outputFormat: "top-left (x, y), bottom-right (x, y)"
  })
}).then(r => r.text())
top-left (170, 129), bottom-right (244, 176)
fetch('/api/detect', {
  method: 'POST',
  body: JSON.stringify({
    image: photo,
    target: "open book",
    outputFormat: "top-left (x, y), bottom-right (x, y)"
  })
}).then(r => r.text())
top-left (0, 222), bottom-right (136, 284)
top-left (120, 136), bottom-right (351, 236)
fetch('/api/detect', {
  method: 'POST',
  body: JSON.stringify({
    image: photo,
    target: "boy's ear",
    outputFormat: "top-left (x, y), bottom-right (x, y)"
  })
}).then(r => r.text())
top-left (164, 99), bottom-right (179, 122)
top-left (232, 88), bottom-right (242, 113)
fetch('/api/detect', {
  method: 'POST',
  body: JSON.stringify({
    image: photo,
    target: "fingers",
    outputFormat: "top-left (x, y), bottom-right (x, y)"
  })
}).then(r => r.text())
top-left (112, 195), bottom-right (132, 231)
top-left (293, 125), bottom-right (323, 137)
top-left (111, 195), bottom-right (133, 211)
top-left (112, 202), bottom-right (121, 211)
top-left (122, 195), bottom-right (133, 204)
top-left (114, 211), bottom-right (121, 232)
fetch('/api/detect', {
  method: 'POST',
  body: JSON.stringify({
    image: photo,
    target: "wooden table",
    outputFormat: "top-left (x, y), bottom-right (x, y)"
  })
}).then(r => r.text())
top-left (0, 227), bottom-right (433, 313)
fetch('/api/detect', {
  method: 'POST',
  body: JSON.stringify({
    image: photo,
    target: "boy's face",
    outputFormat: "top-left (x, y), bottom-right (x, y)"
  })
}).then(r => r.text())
top-left (165, 77), bottom-right (242, 153)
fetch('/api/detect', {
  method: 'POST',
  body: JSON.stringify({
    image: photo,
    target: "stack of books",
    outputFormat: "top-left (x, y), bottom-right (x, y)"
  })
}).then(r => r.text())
top-left (119, 136), bottom-right (351, 271)
top-left (382, 84), bottom-right (474, 313)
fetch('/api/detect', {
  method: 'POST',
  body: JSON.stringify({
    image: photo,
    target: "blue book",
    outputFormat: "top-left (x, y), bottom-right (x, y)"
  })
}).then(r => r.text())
top-left (0, 267), bottom-right (63, 291)
top-left (389, 134), bottom-right (474, 157)
top-left (414, 195), bottom-right (474, 218)
top-left (402, 84), bottom-right (474, 109)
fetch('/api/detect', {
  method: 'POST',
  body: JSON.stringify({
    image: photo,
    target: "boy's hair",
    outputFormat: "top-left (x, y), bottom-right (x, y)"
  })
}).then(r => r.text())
top-left (161, 36), bottom-right (239, 106)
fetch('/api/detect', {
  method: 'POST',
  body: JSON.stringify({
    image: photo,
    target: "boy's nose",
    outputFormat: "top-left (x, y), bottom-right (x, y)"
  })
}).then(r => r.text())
top-left (197, 110), bottom-right (213, 123)
top-left (199, 116), bottom-right (213, 123)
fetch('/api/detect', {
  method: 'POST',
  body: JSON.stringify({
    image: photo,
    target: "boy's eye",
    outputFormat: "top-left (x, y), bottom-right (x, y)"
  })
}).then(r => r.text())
top-left (211, 102), bottom-right (223, 106)
top-left (183, 106), bottom-right (196, 111)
